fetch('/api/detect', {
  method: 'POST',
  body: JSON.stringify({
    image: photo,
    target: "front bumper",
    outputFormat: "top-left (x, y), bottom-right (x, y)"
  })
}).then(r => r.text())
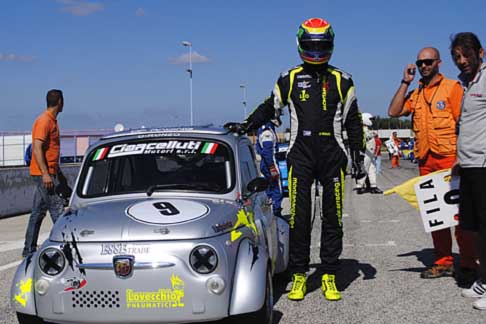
top-left (34, 238), bottom-right (236, 323)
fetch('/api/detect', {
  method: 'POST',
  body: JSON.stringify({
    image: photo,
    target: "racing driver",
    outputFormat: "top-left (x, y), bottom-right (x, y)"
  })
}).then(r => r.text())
top-left (226, 17), bottom-right (365, 301)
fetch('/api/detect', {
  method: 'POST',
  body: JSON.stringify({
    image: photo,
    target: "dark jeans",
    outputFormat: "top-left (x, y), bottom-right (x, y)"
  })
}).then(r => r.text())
top-left (22, 175), bottom-right (64, 257)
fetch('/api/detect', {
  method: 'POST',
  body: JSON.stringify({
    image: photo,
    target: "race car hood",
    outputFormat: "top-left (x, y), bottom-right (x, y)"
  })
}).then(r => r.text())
top-left (50, 197), bottom-right (241, 242)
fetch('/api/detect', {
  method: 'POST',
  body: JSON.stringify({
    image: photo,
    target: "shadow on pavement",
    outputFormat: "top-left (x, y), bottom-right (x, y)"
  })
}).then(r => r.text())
top-left (393, 248), bottom-right (459, 273)
top-left (272, 259), bottom-right (377, 299)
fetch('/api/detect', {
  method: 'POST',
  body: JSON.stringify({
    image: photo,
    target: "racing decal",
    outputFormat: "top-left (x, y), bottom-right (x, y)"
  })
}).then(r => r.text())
top-left (61, 232), bottom-right (86, 275)
top-left (322, 81), bottom-right (328, 111)
top-left (126, 274), bottom-right (185, 309)
top-left (137, 133), bottom-right (182, 138)
top-left (299, 89), bottom-right (310, 102)
top-left (106, 141), bottom-right (202, 158)
top-left (63, 278), bottom-right (87, 292)
top-left (230, 209), bottom-right (258, 242)
top-left (153, 202), bottom-right (179, 216)
top-left (296, 74), bottom-right (311, 79)
top-left (289, 167), bottom-right (297, 229)
top-left (212, 221), bottom-right (233, 233)
top-left (127, 200), bottom-right (209, 225)
top-left (13, 278), bottom-right (32, 307)
top-left (100, 243), bottom-right (150, 256)
top-left (153, 227), bottom-right (170, 235)
top-left (79, 229), bottom-right (95, 237)
top-left (334, 176), bottom-right (343, 227)
top-left (92, 147), bottom-right (109, 161)
top-left (200, 142), bottom-right (219, 154)
top-left (297, 81), bottom-right (311, 89)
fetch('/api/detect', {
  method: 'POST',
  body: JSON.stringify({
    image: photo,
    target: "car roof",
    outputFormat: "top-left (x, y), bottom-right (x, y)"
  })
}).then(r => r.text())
top-left (91, 126), bottom-right (248, 148)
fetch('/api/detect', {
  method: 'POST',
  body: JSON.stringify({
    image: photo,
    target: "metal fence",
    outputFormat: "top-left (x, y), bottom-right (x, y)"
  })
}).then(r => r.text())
top-left (0, 130), bottom-right (113, 167)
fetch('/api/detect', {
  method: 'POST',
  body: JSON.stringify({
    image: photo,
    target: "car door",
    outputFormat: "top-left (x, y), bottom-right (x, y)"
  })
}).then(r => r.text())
top-left (238, 139), bottom-right (276, 262)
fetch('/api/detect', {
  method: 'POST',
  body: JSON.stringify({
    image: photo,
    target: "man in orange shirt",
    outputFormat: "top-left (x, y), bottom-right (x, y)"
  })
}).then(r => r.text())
top-left (22, 89), bottom-right (66, 257)
top-left (388, 47), bottom-right (477, 285)
top-left (390, 132), bottom-right (401, 168)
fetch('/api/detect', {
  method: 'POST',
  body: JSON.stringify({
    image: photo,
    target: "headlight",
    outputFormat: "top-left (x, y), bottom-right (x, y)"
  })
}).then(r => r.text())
top-left (39, 248), bottom-right (65, 276)
top-left (190, 245), bottom-right (218, 274)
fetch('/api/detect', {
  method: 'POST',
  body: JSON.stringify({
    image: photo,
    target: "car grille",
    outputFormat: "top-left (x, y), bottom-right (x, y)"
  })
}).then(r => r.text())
top-left (71, 290), bottom-right (121, 309)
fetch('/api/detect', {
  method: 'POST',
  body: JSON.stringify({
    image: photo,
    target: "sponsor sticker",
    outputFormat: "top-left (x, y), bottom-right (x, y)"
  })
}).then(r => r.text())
top-left (297, 81), bottom-right (311, 89)
top-left (101, 243), bottom-right (150, 256)
top-left (126, 274), bottom-right (185, 309)
top-left (63, 278), bottom-right (87, 292)
top-left (106, 141), bottom-right (202, 158)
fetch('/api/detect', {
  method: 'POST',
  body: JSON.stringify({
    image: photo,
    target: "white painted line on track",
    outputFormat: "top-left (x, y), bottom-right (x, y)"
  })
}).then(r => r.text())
top-left (360, 220), bottom-right (400, 223)
top-left (0, 260), bottom-right (21, 272)
top-left (364, 241), bottom-right (396, 247)
top-left (0, 233), bottom-right (49, 253)
top-left (311, 241), bottom-right (396, 249)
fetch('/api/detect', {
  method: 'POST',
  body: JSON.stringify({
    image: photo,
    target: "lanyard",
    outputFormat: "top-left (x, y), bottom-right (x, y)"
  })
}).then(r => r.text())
top-left (421, 79), bottom-right (442, 112)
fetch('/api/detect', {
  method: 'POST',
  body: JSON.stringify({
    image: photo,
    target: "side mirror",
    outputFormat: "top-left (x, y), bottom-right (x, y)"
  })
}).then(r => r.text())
top-left (246, 177), bottom-right (269, 195)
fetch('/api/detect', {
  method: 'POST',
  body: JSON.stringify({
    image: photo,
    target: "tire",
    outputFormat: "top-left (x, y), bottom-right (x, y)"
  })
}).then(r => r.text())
top-left (16, 313), bottom-right (45, 324)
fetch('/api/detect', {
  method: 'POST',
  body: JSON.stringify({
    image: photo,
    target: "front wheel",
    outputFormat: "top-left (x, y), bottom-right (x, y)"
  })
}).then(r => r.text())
top-left (232, 266), bottom-right (274, 324)
top-left (16, 313), bottom-right (45, 324)
top-left (254, 266), bottom-right (274, 324)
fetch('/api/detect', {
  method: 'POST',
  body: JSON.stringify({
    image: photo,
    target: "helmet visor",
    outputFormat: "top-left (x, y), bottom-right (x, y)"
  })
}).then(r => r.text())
top-left (300, 40), bottom-right (333, 52)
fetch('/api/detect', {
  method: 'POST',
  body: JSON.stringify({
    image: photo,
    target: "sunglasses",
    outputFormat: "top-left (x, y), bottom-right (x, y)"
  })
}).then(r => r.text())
top-left (415, 59), bottom-right (438, 67)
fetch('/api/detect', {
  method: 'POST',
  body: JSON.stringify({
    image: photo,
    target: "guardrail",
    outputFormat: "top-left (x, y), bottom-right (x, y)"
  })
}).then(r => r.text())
top-left (0, 164), bottom-right (80, 218)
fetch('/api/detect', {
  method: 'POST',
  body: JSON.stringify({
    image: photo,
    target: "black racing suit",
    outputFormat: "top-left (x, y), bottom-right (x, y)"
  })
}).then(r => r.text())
top-left (246, 63), bottom-right (364, 274)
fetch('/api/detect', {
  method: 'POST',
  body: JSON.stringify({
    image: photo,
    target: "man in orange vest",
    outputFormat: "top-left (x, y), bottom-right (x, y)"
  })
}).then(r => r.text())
top-left (388, 47), bottom-right (477, 285)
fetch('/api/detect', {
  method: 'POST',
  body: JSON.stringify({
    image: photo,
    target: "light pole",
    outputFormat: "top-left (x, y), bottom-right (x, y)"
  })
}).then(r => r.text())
top-left (182, 41), bottom-right (193, 126)
top-left (240, 84), bottom-right (247, 119)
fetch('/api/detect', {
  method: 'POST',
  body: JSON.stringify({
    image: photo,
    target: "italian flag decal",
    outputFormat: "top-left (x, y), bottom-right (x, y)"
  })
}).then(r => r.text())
top-left (92, 147), bottom-right (109, 161)
top-left (201, 142), bottom-right (219, 154)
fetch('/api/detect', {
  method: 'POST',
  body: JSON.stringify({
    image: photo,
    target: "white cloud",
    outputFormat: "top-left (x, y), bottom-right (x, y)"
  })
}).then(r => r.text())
top-left (57, 0), bottom-right (103, 16)
top-left (135, 8), bottom-right (145, 17)
top-left (0, 53), bottom-right (35, 62)
top-left (170, 52), bottom-right (210, 65)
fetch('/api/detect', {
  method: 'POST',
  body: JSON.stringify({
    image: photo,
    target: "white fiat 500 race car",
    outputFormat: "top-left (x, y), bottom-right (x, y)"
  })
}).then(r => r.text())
top-left (11, 127), bottom-right (289, 324)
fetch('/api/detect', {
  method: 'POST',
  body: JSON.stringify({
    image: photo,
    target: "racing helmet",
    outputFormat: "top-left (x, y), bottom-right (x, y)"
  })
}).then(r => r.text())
top-left (297, 18), bottom-right (335, 65)
top-left (362, 112), bottom-right (374, 127)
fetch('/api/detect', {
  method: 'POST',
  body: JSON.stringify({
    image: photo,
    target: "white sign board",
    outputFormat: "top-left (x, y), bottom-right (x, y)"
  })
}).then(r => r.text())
top-left (385, 139), bottom-right (398, 155)
top-left (414, 170), bottom-right (459, 233)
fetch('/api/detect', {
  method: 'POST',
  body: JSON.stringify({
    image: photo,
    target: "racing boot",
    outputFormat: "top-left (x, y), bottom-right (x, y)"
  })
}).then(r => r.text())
top-left (321, 273), bottom-right (341, 301)
top-left (288, 273), bottom-right (306, 301)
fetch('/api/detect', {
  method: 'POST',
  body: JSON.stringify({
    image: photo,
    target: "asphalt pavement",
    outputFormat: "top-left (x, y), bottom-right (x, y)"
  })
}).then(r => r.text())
top-left (0, 159), bottom-right (484, 324)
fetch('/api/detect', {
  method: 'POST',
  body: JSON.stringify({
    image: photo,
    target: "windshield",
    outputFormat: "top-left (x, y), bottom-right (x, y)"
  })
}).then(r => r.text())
top-left (78, 138), bottom-right (235, 197)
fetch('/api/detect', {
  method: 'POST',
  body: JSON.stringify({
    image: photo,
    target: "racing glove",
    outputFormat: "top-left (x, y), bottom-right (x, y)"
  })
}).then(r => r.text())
top-left (224, 121), bottom-right (251, 135)
top-left (351, 150), bottom-right (367, 180)
top-left (268, 164), bottom-right (280, 181)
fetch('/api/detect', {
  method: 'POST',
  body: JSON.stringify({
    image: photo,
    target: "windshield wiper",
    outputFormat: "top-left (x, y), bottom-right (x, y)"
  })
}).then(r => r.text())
top-left (146, 183), bottom-right (218, 196)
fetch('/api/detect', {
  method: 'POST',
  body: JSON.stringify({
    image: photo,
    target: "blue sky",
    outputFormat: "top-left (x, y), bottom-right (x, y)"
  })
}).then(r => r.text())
top-left (1, 0), bottom-right (485, 131)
